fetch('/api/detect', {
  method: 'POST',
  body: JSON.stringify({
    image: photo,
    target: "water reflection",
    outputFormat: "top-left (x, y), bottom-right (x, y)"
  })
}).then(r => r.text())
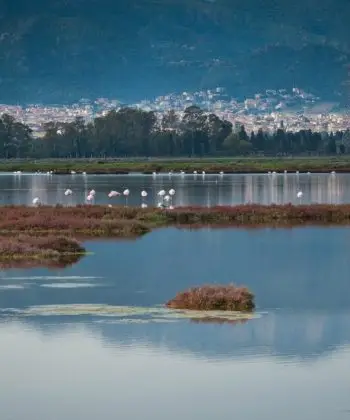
top-left (0, 172), bottom-right (347, 206)
top-left (1, 321), bottom-right (349, 420)
top-left (1, 227), bottom-right (350, 420)
top-left (1, 227), bottom-right (350, 362)
top-left (0, 253), bottom-right (85, 270)
top-left (2, 310), bottom-right (349, 362)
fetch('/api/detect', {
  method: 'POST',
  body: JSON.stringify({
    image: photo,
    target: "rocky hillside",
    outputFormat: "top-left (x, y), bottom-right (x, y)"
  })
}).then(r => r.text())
top-left (0, 0), bottom-right (349, 103)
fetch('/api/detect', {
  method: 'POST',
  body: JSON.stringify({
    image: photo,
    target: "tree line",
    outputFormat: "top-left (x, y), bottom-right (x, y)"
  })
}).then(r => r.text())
top-left (0, 105), bottom-right (349, 158)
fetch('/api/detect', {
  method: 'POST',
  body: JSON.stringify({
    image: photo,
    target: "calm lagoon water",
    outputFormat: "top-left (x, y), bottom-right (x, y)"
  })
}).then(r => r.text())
top-left (0, 171), bottom-right (348, 206)
top-left (1, 227), bottom-right (350, 420)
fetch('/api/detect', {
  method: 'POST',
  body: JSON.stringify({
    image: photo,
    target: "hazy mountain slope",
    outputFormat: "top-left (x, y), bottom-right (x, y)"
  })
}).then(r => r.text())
top-left (0, 0), bottom-right (349, 103)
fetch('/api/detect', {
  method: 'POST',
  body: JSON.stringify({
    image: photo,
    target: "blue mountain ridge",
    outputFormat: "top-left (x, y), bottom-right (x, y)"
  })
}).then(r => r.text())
top-left (0, 0), bottom-right (349, 104)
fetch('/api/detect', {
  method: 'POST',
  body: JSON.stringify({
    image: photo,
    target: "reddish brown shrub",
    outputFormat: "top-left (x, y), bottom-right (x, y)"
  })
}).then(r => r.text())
top-left (166, 284), bottom-right (255, 312)
top-left (0, 204), bottom-right (350, 240)
top-left (0, 235), bottom-right (85, 260)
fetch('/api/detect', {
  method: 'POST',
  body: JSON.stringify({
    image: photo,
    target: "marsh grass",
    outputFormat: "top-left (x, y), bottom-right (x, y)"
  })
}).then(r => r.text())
top-left (162, 204), bottom-right (350, 225)
top-left (2, 204), bottom-right (350, 235)
top-left (166, 285), bottom-right (255, 312)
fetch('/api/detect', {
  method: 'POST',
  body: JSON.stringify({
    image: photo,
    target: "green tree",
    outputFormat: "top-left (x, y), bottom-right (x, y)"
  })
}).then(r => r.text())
top-left (0, 114), bottom-right (33, 158)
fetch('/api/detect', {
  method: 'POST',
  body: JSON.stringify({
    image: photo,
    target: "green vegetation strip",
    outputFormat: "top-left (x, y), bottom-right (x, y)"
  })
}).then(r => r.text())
top-left (2, 157), bottom-right (350, 173)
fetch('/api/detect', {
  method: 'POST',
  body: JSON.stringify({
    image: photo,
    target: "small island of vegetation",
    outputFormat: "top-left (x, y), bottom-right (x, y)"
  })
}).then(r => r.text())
top-left (166, 285), bottom-right (255, 312)
top-left (0, 235), bottom-right (86, 268)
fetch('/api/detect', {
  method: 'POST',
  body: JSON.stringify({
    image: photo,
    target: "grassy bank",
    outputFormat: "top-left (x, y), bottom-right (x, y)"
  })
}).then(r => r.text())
top-left (1, 156), bottom-right (350, 174)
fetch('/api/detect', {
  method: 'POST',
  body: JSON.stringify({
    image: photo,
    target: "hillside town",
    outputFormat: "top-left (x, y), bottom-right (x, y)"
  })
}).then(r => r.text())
top-left (0, 88), bottom-right (349, 137)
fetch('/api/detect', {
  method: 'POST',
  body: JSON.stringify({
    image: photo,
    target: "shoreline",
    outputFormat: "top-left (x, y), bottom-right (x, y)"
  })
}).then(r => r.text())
top-left (1, 157), bottom-right (350, 174)
top-left (2, 204), bottom-right (350, 268)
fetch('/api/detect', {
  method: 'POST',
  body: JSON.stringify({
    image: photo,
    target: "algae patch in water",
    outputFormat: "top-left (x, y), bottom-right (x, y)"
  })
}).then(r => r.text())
top-left (19, 304), bottom-right (258, 323)
top-left (39, 283), bottom-right (101, 289)
top-left (93, 318), bottom-right (179, 325)
top-left (0, 284), bottom-right (26, 290)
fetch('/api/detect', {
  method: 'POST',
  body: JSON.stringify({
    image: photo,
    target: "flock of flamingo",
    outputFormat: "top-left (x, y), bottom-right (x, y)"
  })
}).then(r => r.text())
top-left (14, 168), bottom-right (338, 206)
top-left (32, 187), bottom-right (176, 208)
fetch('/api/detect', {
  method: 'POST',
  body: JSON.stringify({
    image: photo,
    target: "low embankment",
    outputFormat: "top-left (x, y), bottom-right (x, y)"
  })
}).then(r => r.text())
top-left (1, 157), bottom-right (350, 174)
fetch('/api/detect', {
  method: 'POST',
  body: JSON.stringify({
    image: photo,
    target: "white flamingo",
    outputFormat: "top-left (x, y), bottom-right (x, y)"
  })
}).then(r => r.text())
top-left (123, 189), bottom-right (130, 205)
top-left (169, 188), bottom-right (175, 206)
top-left (108, 190), bottom-right (120, 198)
top-left (141, 190), bottom-right (148, 205)
top-left (141, 190), bottom-right (148, 207)
top-left (64, 189), bottom-right (73, 196)
top-left (157, 189), bottom-right (166, 205)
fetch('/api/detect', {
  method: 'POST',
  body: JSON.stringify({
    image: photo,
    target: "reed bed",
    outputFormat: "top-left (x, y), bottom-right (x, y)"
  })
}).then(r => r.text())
top-left (166, 285), bottom-right (255, 312)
